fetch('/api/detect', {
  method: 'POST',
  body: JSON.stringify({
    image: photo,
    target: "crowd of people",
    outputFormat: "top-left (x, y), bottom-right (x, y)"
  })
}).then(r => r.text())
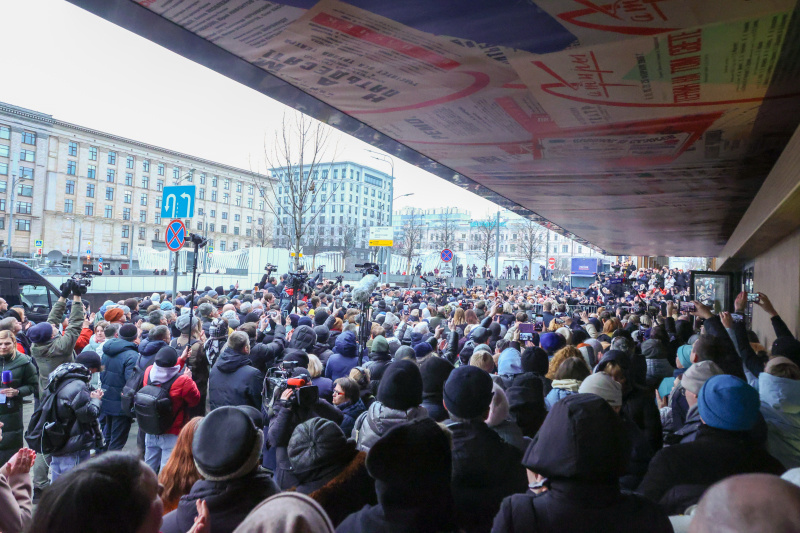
top-left (0, 263), bottom-right (799, 532)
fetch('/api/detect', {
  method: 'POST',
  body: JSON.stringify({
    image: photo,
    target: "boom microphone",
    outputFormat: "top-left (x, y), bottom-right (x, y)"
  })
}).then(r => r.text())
top-left (352, 274), bottom-right (379, 304)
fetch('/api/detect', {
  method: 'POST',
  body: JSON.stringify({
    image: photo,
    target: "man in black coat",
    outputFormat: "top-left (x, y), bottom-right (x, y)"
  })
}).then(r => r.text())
top-left (493, 394), bottom-right (671, 533)
top-left (249, 320), bottom-right (286, 374)
top-left (208, 332), bottom-right (263, 411)
top-left (443, 365), bottom-right (527, 533)
top-left (161, 407), bottom-right (279, 533)
top-left (638, 375), bottom-right (785, 515)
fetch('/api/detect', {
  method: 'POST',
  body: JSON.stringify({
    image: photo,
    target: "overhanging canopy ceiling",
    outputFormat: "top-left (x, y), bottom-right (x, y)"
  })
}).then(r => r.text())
top-left (68, 0), bottom-right (800, 256)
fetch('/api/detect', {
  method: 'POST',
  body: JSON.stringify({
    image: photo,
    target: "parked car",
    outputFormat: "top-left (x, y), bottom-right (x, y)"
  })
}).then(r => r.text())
top-left (1, 259), bottom-right (62, 323)
top-left (35, 266), bottom-right (70, 276)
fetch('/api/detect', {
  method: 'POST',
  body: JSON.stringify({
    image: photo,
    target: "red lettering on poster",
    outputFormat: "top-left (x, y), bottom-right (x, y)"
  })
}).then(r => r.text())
top-left (557, 0), bottom-right (677, 36)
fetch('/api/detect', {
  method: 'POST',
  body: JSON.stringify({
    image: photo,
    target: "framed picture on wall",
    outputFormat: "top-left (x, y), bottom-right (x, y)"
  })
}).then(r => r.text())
top-left (690, 271), bottom-right (734, 314)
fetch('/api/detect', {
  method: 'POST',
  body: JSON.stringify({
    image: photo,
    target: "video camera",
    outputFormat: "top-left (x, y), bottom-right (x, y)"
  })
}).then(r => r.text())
top-left (60, 271), bottom-right (98, 297)
top-left (264, 361), bottom-right (319, 413)
top-left (188, 232), bottom-right (208, 248)
top-left (264, 263), bottom-right (277, 273)
top-left (286, 268), bottom-right (310, 291)
top-left (355, 262), bottom-right (380, 276)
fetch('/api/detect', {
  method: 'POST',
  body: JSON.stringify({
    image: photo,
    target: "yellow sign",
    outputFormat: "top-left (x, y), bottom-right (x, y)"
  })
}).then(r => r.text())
top-left (290, 252), bottom-right (304, 257)
top-left (369, 226), bottom-right (393, 247)
top-left (369, 239), bottom-right (393, 247)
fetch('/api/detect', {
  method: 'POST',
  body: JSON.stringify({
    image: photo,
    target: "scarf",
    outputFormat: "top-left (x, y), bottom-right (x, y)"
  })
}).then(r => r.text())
top-left (150, 364), bottom-right (181, 384)
top-left (204, 317), bottom-right (228, 367)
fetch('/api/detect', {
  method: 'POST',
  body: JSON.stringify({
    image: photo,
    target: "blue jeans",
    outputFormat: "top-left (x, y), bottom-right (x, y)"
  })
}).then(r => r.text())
top-left (102, 414), bottom-right (133, 451)
top-left (50, 450), bottom-right (91, 483)
top-left (144, 433), bottom-right (178, 473)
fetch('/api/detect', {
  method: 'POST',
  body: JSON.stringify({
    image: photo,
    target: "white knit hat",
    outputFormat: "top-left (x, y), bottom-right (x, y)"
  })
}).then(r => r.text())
top-left (579, 373), bottom-right (622, 407)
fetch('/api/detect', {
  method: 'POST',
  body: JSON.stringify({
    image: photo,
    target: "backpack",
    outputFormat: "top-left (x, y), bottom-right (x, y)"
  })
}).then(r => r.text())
top-left (170, 338), bottom-right (200, 351)
top-left (120, 355), bottom-right (147, 417)
top-left (25, 380), bottom-right (75, 454)
top-left (134, 370), bottom-right (181, 435)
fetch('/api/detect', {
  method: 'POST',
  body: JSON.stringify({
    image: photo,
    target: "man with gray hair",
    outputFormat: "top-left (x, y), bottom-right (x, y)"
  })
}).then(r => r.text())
top-left (208, 331), bottom-right (262, 410)
top-left (197, 302), bottom-right (217, 336)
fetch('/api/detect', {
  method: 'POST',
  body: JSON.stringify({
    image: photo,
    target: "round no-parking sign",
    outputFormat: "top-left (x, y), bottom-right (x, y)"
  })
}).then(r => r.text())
top-left (166, 219), bottom-right (186, 252)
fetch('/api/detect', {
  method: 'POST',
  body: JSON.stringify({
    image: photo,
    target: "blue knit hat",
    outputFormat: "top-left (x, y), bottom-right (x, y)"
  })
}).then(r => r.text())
top-left (413, 341), bottom-right (433, 360)
top-left (677, 344), bottom-right (693, 369)
top-left (160, 301), bottom-right (174, 311)
top-left (540, 332), bottom-right (566, 354)
top-left (698, 375), bottom-right (759, 432)
top-left (27, 322), bottom-right (54, 344)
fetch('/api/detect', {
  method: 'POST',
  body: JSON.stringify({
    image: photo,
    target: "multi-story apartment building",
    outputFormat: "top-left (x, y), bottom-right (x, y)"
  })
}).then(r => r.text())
top-left (0, 102), bottom-right (273, 268)
top-left (271, 161), bottom-right (394, 254)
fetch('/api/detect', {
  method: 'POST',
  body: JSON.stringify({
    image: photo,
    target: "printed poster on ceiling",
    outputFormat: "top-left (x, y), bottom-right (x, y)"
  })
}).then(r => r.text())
top-left (534, 0), bottom-right (796, 45)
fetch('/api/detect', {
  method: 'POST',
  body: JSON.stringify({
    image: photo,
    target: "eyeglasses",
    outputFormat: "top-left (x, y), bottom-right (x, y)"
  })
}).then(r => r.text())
top-left (333, 390), bottom-right (344, 396)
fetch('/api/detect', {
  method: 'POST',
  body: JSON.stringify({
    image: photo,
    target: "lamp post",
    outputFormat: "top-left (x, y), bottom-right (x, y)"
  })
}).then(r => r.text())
top-left (366, 150), bottom-right (395, 282)
top-left (5, 153), bottom-right (18, 258)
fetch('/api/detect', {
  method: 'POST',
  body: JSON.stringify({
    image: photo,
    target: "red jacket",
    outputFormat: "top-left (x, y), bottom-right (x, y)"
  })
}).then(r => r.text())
top-left (74, 327), bottom-right (93, 353)
top-left (143, 366), bottom-right (201, 435)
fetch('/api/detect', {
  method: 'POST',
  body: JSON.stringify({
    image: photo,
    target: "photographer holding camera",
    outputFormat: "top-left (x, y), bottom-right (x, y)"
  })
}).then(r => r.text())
top-left (28, 277), bottom-right (88, 397)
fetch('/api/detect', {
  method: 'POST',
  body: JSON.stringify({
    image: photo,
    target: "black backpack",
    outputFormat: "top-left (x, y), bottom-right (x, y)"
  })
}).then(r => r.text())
top-left (134, 371), bottom-right (181, 435)
top-left (120, 355), bottom-right (146, 417)
top-left (25, 380), bottom-right (74, 454)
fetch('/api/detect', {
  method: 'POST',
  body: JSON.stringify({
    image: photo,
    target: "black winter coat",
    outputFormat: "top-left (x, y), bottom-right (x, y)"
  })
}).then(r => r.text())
top-left (161, 470), bottom-right (279, 533)
top-left (622, 384), bottom-right (663, 452)
top-left (249, 325), bottom-right (286, 374)
top-left (493, 481), bottom-right (672, 533)
top-left (447, 419), bottom-right (527, 533)
top-left (267, 397), bottom-right (343, 490)
top-left (137, 338), bottom-right (167, 371)
top-left (422, 392), bottom-right (448, 422)
top-left (311, 342), bottom-right (334, 368)
top-left (638, 424), bottom-right (785, 514)
top-left (208, 347), bottom-right (263, 411)
top-left (43, 364), bottom-right (102, 456)
top-left (0, 352), bottom-right (37, 462)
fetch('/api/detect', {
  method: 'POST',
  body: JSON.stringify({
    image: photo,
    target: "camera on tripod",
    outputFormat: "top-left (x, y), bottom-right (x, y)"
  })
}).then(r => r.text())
top-left (355, 262), bottom-right (380, 276)
top-left (286, 270), bottom-right (309, 290)
top-left (265, 263), bottom-right (276, 272)
top-left (60, 272), bottom-right (98, 296)
top-left (265, 361), bottom-right (319, 411)
top-left (188, 233), bottom-right (208, 248)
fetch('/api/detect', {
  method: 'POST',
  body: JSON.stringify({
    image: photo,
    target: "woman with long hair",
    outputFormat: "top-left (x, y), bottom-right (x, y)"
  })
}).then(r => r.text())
top-left (158, 417), bottom-right (203, 514)
top-left (450, 308), bottom-right (467, 335)
top-left (546, 346), bottom-right (582, 380)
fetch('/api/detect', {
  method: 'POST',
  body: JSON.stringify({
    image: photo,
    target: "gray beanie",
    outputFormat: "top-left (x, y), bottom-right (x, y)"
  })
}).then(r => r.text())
top-left (682, 360), bottom-right (724, 395)
top-left (579, 373), bottom-right (622, 407)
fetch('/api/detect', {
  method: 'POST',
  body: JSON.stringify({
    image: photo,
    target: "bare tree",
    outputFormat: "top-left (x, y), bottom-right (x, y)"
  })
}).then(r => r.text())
top-left (514, 219), bottom-right (547, 277)
top-left (432, 208), bottom-right (458, 252)
top-left (303, 223), bottom-right (326, 269)
top-left (474, 212), bottom-right (498, 267)
top-left (250, 110), bottom-right (340, 269)
top-left (394, 209), bottom-right (424, 273)
top-left (254, 216), bottom-right (274, 248)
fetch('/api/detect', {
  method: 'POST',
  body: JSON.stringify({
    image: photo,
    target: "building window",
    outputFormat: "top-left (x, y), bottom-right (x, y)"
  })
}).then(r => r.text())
top-left (234, 214), bottom-right (240, 222)
top-left (139, 227), bottom-right (146, 240)
top-left (125, 173), bottom-right (133, 186)
top-left (15, 219), bottom-right (30, 231)
top-left (142, 176), bottom-right (149, 189)
top-left (173, 167), bottom-right (180, 179)
top-left (155, 215), bottom-right (161, 225)
top-left (246, 215), bottom-right (252, 223)
top-left (64, 199), bottom-right (74, 213)
top-left (562, 244), bottom-right (568, 253)
top-left (222, 193), bottom-right (229, 204)
top-left (235, 197), bottom-right (241, 206)
top-left (246, 228), bottom-right (251, 237)
top-left (105, 205), bottom-right (113, 218)
top-left (222, 212), bottom-right (228, 220)
top-left (209, 223), bottom-right (215, 232)
top-left (200, 173), bottom-right (206, 184)
top-left (142, 159), bottom-right (150, 172)
top-left (156, 180), bottom-right (163, 192)
top-left (154, 229), bottom-right (160, 242)
top-left (68, 142), bottom-right (78, 156)
top-left (89, 147), bottom-right (97, 161)
top-left (122, 225), bottom-right (130, 238)
top-left (140, 210), bottom-right (147, 222)
top-left (21, 131), bottom-right (35, 145)
top-left (224, 179), bottom-right (230, 190)
top-left (20, 150), bottom-right (35, 162)
top-left (0, 163), bottom-right (6, 175)
top-left (235, 182), bottom-right (241, 192)
top-left (198, 189), bottom-right (205, 200)
top-left (210, 209), bottom-right (215, 217)
top-left (121, 243), bottom-right (129, 255)
top-left (232, 242), bottom-right (239, 250)
top-left (197, 221), bottom-right (203, 230)
top-left (155, 198), bottom-right (161, 209)
top-left (221, 225), bottom-right (227, 233)
top-left (211, 191), bottom-right (217, 202)
top-left (66, 180), bottom-right (75, 194)
top-left (0, 199), bottom-right (4, 211)
top-left (108, 151), bottom-right (116, 165)
top-left (220, 241), bottom-right (226, 251)
top-left (67, 161), bottom-right (77, 175)
top-left (123, 208), bottom-right (130, 220)
top-left (105, 187), bottom-right (114, 200)
top-left (86, 184), bottom-right (95, 198)
top-left (212, 176), bottom-right (218, 187)
top-left (19, 167), bottom-right (33, 179)
top-left (87, 165), bottom-right (96, 179)
top-left (126, 155), bottom-right (134, 169)
top-left (124, 191), bottom-right (131, 204)
top-left (0, 126), bottom-right (9, 140)
top-left (234, 227), bottom-right (240, 235)
top-left (85, 202), bottom-right (94, 216)
top-left (140, 194), bottom-right (147, 206)
top-left (106, 169), bottom-right (115, 182)
top-left (157, 164), bottom-right (164, 176)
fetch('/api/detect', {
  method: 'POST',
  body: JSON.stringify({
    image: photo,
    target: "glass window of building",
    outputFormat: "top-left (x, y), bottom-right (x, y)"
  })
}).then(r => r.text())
top-left (140, 210), bottom-right (147, 222)
top-left (123, 208), bottom-right (131, 220)
top-left (107, 169), bottom-right (115, 182)
top-left (105, 205), bottom-right (113, 218)
top-left (86, 184), bottom-right (95, 197)
top-left (124, 191), bottom-right (131, 204)
top-left (89, 147), bottom-right (97, 161)
top-left (88, 165), bottom-right (96, 179)
top-left (64, 199), bottom-right (74, 213)
top-left (108, 151), bottom-right (116, 165)
top-left (142, 176), bottom-right (149, 189)
top-left (15, 219), bottom-right (30, 231)
top-left (68, 142), bottom-right (78, 157)
top-left (67, 161), bottom-right (77, 175)
top-left (0, 126), bottom-right (9, 139)
top-left (143, 159), bottom-right (150, 172)
top-left (105, 187), bottom-right (114, 200)
top-left (21, 131), bottom-right (35, 145)
top-left (121, 243), bottom-right (129, 255)
top-left (19, 167), bottom-right (33, 179)
top-left (20, 150), bottom-right (35, 162)
top-left (140, 194), bottom-right (148, 206)
top-left (125, 173), bottom-right (133, 186)
top-left (66, 180), bottom-right (75, 194)
top-left (85, 202), bottom-right (94, 216)
top-left (127, 156), bottom-right (134, 169)
top-left (157, 180), bottom-right (163, 192)
top-left (158, 164), bottom-right (165, 176)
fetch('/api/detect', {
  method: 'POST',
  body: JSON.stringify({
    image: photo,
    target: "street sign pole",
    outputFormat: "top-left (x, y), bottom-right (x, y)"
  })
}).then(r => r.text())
top-left (173, 251), bottom-right (179, 303)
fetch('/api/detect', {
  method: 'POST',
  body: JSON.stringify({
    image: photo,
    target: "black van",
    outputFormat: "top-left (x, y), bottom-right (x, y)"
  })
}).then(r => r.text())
top-left (0, 258), bottom-right (61, 323)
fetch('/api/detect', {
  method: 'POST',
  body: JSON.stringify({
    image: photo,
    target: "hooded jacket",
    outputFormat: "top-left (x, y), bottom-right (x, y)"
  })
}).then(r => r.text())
top-left (352, 401), bottom-right (428, 453)
top-left (544, 379), bottom-right (581, 410)
top-left (250, 325), bottom-right (286, 374)
top-left (641, 339), bottom-right (674, 389)
top-left (30, 300), bottom-right (84, 395)
top-left (493, 394), bottom-right (671, 533)
top-left (338, 398), bottom-right (367, 438)
top-left (325, 331), bottom-right (359, 380)
top-left (137, 338), bottom-right (168, 371)
top-left (43, 363), bottom-right (102, 456)
top-left (208, 347), bottom-right (263, 411)
top-left (160, 470), bottom-right (279, 533)
top-left (759, 372), bottom-right (800, 469)
top-left (0, 351), bottom-right (37, 460)
top-left (100, 338), bottom-right (139, 416)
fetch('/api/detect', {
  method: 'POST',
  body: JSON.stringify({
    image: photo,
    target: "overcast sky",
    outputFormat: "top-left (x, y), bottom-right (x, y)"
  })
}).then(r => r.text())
top-left (0, 0), bottom-right (502, 217)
